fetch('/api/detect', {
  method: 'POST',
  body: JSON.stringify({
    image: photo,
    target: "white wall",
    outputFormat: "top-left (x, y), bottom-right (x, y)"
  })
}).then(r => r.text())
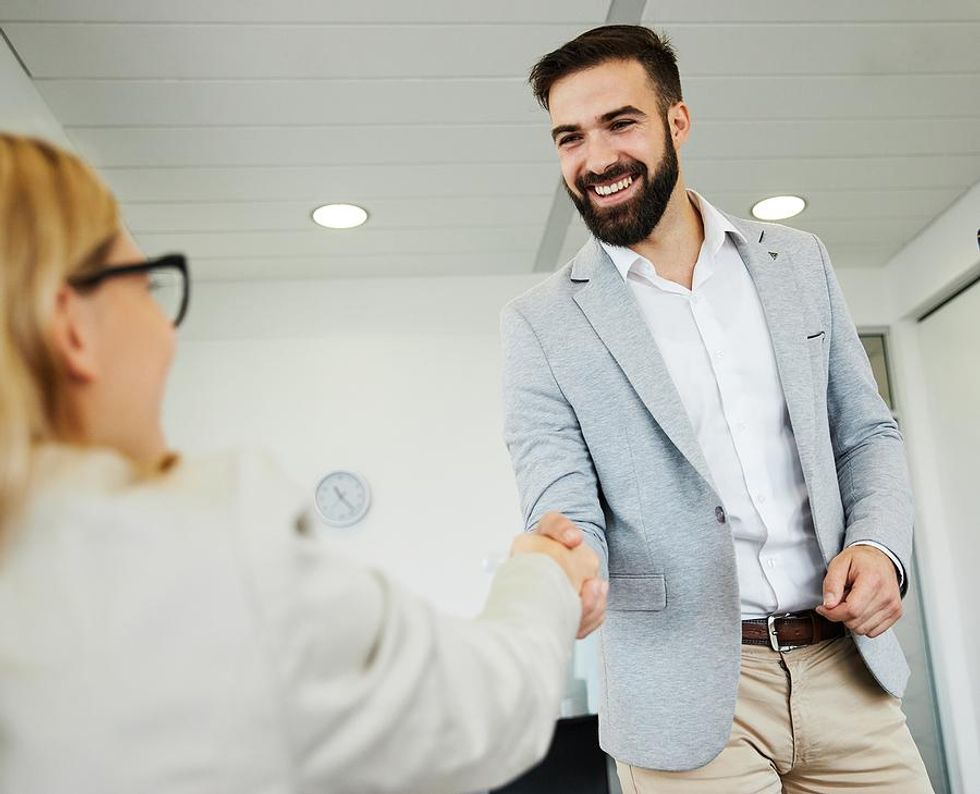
top-left (876, 182), bottom-right (980, 794)
top-left (165, 274), bottom-right (543, 616)
top-left (917, 285), bottom-right (980, 729)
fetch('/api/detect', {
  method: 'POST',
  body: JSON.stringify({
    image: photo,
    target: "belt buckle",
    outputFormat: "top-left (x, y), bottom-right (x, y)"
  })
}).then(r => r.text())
top-left (767, 612), bottom-right (803, 653)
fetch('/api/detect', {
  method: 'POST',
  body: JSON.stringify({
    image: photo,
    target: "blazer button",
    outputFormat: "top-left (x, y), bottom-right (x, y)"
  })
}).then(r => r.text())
top-left (715, 506), bottom-right (727, 524)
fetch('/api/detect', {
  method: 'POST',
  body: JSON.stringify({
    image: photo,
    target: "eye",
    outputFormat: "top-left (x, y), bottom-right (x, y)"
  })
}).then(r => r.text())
top-left (557, 134), bottom-right (582, 148)
top-left (611, 119), bottom-right (636, 131)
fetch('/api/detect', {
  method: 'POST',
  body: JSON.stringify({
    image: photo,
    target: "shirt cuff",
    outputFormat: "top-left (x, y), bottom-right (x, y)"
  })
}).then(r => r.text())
top-left (848, 540), bottom-right (906, 590)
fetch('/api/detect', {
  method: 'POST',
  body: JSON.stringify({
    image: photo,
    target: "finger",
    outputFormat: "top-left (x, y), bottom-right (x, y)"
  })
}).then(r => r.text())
top-left (577, 583), bottom-right (599, 636)
top-left (849, 605), bottom-right (894, 637)
top-left (866, 611), bottom-right (902, 638)
top-left (535, 512), bottom-right (582, 548)
top-left (838, 577), bottom-right (878, 622)
top-left (575, 546), bottom-right (600, 579)
top-left (852, 595), bottom-right (903, 637)
top-left (815, 602), bottom-right (852, 623)
top-left (580, 578), bottom-right (599, 609)
top-left (577, 581), bottom-right (608, 639)
top-left (822, 554), bottom-right (853, 609)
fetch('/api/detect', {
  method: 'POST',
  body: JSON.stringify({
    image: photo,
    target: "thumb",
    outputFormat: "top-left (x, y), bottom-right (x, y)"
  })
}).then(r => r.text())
top-left (822, 554), bottom-right (851, 608)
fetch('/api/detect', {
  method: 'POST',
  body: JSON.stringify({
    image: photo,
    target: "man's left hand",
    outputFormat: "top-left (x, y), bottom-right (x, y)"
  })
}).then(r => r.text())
top-left (815, 545), bottom-right (902, 638)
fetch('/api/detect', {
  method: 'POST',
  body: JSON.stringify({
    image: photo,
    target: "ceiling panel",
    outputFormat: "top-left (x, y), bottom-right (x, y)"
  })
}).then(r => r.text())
top-left (645, 0), bottom-right (980, 23)
top-left (664, 23), bottom-right (979, 76)
top-left (99, 163), bottom-right (556, 202)
top-left (35, 79), bottom-right (540, 126)
top-left (4, 23), bottom-right (589, 79)
top-left (136, 226), bottom-right (543, 258)
top-left (187, 251), bottom-right (538, 281)
top-left (682, 155), bottom-right (980, 193)
top-left (684, 119), bottom-right (980, 160)
top-left (0, 0), bottom-right (610, 24)
top-left (682, 75), bottom-right (980, 120)
top-left (68, 124), bottom-right (554, 167)
top-left (122, 196), bottom-right (554, 234)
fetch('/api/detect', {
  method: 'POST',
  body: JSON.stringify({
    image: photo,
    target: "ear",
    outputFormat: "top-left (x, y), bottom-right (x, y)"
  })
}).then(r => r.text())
top-left (667, 101), bottom-right (692, 148)
top-left (50, 285), bottom-right (100, 384)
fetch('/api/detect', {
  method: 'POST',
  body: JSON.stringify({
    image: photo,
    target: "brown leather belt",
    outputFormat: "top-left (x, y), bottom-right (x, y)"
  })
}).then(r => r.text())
top-left (742, 610), bottom-right (845, 652)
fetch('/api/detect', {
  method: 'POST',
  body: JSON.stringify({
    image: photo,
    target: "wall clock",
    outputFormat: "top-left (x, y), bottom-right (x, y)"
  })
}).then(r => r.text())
top-left (314, 470), bottom-right (371, 527)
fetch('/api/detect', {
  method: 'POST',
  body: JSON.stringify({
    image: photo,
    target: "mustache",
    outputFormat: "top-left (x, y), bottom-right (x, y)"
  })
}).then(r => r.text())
top-left (577, 162), bottom-right (646, 191)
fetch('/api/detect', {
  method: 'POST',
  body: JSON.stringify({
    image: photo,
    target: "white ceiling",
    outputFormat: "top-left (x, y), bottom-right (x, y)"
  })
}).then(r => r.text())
top-left (1, 0), bottom-right (978, 280)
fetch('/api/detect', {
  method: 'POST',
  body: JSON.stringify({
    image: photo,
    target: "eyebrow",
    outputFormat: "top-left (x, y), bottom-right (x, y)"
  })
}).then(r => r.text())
top-left (550, 105), bottom-right (647, 141)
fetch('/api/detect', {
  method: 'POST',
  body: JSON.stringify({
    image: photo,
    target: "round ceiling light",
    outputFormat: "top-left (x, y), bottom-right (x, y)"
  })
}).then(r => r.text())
top-left (750, 195), bottom-right (806, 221)
top-left (311, 203), bottom-right (369, 229)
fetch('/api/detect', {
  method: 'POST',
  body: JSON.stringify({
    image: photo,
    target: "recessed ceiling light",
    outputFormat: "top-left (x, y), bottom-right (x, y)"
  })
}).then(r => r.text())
top-left (311, 203), bottom-right (369, 229)
top-left (751, 195), bottom-right (806, 221)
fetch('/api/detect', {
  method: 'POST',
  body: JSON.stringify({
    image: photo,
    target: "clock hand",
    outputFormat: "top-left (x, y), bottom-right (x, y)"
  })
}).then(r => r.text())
top-left (333, 486), bottom-right (354, 510)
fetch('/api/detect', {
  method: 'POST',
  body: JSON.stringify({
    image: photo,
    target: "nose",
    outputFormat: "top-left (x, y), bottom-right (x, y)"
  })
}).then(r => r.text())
top-left (583, 135), bottom-right (619, 178)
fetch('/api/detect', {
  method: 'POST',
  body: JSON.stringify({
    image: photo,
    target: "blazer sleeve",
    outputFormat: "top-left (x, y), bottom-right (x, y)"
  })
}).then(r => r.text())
top-left (500, 304), bottom-right (609, 577)
top-left (235, 453), bottom-right (581, 794)
top-left (814, 234), bottom-right (915, 592)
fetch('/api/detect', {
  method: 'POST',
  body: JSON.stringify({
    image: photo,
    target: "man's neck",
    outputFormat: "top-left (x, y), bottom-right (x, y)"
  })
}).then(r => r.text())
top-left (629, 185), bottom-right (705, 290)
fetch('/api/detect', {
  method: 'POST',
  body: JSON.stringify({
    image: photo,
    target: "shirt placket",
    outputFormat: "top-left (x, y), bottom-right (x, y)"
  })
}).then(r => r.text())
top-left (689, 278), bottom-right (783, 612)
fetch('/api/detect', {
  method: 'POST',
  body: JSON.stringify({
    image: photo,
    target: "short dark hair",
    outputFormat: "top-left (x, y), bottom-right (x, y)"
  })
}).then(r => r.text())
top-left (529, 24), bottom-right (682, 113)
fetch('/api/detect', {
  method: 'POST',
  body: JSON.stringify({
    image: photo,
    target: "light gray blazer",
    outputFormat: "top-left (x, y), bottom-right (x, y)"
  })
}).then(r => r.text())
top-left (500, 214), bottom-right (915, 771)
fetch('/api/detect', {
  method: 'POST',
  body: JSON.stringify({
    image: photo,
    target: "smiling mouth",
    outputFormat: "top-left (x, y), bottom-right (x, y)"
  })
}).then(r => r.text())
top-left (592, 175), bottom-right (634, 197)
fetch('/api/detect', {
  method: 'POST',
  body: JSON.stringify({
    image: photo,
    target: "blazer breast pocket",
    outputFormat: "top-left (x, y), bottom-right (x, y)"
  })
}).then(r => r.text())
top-left (607, 573), bottom-right (667, 612)
top-left (806, 330), bottom-right (829, 389)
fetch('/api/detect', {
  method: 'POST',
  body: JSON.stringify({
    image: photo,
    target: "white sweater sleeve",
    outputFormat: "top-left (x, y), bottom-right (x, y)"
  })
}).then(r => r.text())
top-left (235, 455), bottom-right (581, 794)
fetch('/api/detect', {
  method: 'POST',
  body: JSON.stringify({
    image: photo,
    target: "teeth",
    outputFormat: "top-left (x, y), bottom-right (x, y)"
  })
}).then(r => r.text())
top-left (594, 175), bottom-right (633, 197)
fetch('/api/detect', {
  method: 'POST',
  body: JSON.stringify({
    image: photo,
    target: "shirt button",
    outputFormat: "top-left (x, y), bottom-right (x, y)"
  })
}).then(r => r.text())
top-left (715, 506), bottom-right (727, 524)
top-left (757, 494), bottom-right (767, 504)
top-left (767, 558), bottom-right (777, 569)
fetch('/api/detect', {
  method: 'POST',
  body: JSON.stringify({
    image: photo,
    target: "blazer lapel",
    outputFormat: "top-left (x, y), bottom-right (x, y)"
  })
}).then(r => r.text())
top-left (728, 221), bottom-right (817, 468)
top-left (571, 239), bottom-right (716, 490)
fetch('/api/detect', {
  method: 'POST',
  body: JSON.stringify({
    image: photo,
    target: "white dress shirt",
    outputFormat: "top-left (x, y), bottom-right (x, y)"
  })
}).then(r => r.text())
top-left (600, 191), bottom-right (900, 618)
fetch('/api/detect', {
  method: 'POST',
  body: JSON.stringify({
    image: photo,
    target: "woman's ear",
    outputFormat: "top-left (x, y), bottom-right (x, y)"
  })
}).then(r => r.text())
top-left (50, 285), bottom-right (100, 384)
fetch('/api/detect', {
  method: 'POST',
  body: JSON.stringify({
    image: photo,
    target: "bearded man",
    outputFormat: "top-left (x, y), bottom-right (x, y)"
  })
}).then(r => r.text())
top-left (500, 24), bottom-right (932, 793)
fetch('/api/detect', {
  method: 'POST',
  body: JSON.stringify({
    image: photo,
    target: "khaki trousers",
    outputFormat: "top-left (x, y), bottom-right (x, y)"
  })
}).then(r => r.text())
top-left (616, 637), bottom-right (933, 793)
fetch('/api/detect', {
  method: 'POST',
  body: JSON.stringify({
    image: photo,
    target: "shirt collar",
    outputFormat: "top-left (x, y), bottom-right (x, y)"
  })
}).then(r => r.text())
top-left (598, 190), bottom-right (746, 282)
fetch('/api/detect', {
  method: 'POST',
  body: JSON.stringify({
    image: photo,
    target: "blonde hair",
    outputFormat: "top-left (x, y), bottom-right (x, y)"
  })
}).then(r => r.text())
top-left (0, 134), bottom-right (120, 539)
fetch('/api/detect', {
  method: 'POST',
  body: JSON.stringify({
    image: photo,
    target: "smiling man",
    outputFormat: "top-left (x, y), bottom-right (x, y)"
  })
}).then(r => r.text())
top-left (500, 25), bottom-right (932, 793)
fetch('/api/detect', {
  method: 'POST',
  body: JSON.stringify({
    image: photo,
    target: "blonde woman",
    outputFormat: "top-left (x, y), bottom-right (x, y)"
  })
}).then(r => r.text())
top-left (0, 134), bottom-right (606, 794)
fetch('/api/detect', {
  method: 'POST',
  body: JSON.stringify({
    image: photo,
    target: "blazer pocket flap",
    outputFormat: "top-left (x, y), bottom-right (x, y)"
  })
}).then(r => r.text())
top-left (608, 574), bottom-right (667, 612)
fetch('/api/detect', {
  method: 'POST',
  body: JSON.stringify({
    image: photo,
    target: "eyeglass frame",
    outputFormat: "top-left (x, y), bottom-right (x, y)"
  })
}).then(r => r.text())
top-left (66, 253), bottom-right (190, 328)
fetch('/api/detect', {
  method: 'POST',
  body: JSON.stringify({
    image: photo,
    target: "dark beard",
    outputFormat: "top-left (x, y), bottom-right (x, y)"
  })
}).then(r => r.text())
top-left (566, 133), bottom-right (680, 248)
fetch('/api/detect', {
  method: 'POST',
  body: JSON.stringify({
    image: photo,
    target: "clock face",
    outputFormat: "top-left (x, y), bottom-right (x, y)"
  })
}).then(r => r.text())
top-left (313, 470), bottom-right (371, 527)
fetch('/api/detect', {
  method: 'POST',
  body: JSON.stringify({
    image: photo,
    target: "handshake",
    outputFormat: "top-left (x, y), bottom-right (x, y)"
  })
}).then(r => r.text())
top-left (511, 512), bottom-right (608, 639)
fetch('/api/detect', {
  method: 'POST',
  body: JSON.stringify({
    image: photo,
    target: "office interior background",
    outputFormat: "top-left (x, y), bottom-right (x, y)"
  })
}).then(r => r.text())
top-left (1, 2), bottom-right (978, 792)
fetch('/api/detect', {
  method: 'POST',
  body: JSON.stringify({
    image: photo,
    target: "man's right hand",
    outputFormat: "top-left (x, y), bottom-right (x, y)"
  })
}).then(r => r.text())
top-left (511, 512), bottom-right (608, 639)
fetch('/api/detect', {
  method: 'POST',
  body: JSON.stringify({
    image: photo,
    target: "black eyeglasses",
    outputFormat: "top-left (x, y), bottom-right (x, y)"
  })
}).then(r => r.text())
top-left (67, 253), bottom-right (190, 328)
